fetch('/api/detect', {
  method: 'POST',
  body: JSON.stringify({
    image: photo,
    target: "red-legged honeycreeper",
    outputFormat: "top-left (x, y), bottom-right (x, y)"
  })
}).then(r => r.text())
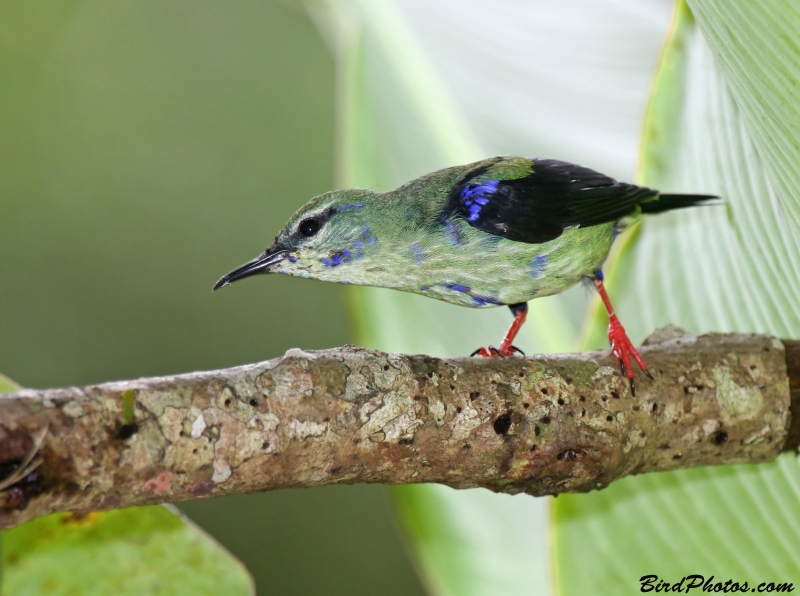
top-left (214, 157), bottom-right (716, 395)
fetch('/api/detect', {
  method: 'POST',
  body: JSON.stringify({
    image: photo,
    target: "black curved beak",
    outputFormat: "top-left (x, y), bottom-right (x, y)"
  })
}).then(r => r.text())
top-left (213, 249), bottom-right (289, 291)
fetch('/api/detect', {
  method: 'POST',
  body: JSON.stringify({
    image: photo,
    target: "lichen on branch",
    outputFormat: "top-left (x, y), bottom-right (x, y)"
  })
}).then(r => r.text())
top-left (0, 327), bottom-right (795, 529)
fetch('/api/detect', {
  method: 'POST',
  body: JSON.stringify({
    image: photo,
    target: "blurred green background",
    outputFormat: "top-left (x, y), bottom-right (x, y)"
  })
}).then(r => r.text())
top-left (0, 0), bottom-right (425, 593)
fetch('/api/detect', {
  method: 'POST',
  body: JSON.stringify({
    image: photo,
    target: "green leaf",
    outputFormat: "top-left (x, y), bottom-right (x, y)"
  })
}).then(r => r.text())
top-left (1, 506), bottom-right (255, 595)
top-left (555, 459), bottom-right (800, 590)
top-left (0, 373), bottom-right (21, 395)
top-left (554, 3), bottom-right (800, 592)
top-left (688, 0), bottom-right (800, 229)
top-left (395, 485), bottom-right (549, 596)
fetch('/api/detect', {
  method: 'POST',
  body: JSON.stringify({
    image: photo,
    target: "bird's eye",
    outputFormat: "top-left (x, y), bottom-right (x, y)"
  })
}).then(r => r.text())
top-left (299, 218), bottom-right (321, 238)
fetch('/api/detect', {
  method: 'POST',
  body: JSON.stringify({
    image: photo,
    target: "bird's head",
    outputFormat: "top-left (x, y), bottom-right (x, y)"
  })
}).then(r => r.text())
top-left (213, 189), bottom-right (385, 290)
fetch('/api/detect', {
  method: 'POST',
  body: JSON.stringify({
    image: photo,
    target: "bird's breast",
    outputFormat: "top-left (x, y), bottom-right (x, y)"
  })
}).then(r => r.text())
top-left (390, 223), bottom-right (616, 307)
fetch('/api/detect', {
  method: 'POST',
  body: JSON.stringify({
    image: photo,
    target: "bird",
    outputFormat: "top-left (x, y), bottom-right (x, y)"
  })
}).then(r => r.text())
top-left (214, 156), bottom-right (716, 395)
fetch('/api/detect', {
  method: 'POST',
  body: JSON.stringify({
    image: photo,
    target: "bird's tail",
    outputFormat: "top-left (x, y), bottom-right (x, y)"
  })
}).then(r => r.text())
top-left (640, 193), bottom-right (719, 214)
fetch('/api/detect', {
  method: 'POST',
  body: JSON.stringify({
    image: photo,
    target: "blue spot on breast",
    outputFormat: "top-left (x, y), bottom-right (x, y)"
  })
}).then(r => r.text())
top-left (444, 282), bottom-right (470, 293)
top-left (439, 282), bottom-right (501, 305)
top-left (410, 242), bottom-right (425, 264)
top-left (321, 250), bottom-right (353, 268)
top-left (288, 255), bottom-right (297, 263)
top-left (530, 255), bottom-right (548, 278)
top-left (471, 295), bottom-right (503, 306)
top-left (362, 226), bottom-right (378, 244)
top-left (460, 180), bottom-right (500, 222)
top-left (612, 225), bottom-right (619, 240)
top-left (354, 240), bottom-right (363, 249)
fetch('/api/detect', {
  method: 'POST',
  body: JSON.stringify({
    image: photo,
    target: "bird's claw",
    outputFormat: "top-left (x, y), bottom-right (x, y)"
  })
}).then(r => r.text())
top-left (471, 347), bottom-right (493, 357)
top-left (607, 314), bottom-right (650, 397)
top-left (470, 345), bottom-right (524, 358)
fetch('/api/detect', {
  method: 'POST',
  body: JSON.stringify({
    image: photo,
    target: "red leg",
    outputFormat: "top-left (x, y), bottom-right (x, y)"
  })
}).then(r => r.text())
top-left (499, 305), bottom-right (527, 355)
top-left (593, 276), bottom-right (651, 395)
top-left (471, 303), bottom-right (527, 358)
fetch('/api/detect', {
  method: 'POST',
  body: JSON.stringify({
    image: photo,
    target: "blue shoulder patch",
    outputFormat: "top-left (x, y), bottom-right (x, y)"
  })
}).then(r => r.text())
top-left (460, 180), bottom-right (499, 222)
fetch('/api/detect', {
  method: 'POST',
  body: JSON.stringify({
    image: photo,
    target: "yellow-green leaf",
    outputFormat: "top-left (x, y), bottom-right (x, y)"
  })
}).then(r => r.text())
top-left (2, 506), bottom-right (254, 595)
top-left (0, 373), bottom-right (21, 395)
top-left (688, 0), bottom-right (800, 229)
top-left (554, 3), bottom-right (800, 592)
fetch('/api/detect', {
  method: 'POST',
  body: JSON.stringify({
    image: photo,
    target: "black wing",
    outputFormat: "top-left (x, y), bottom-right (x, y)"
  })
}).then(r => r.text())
top-left (444, 158), bottom-right (656, 244)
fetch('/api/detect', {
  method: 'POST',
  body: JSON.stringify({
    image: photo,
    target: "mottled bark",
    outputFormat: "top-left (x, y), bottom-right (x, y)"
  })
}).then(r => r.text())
top-left (0, 327), bottom-right (796, 529)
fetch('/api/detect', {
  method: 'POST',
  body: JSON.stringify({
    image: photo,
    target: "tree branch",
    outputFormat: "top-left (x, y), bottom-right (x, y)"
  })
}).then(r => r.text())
top-left (1, 326), bottom-right (797, 529)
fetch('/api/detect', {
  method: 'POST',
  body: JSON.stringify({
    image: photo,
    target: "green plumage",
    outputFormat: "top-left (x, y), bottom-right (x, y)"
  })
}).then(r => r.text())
top-left (214, 157), bottom-right (715, 309)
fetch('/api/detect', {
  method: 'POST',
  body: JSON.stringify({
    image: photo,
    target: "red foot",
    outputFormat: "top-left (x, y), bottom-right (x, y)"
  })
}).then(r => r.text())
top-left (470, 345), bottom-right (524, 358)
top-left (607, 314), bottom-right (651, 395)
top-left (594, 277), bottom-right (652, 396)
top-left (470, 303), bottom-right (528, 359)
